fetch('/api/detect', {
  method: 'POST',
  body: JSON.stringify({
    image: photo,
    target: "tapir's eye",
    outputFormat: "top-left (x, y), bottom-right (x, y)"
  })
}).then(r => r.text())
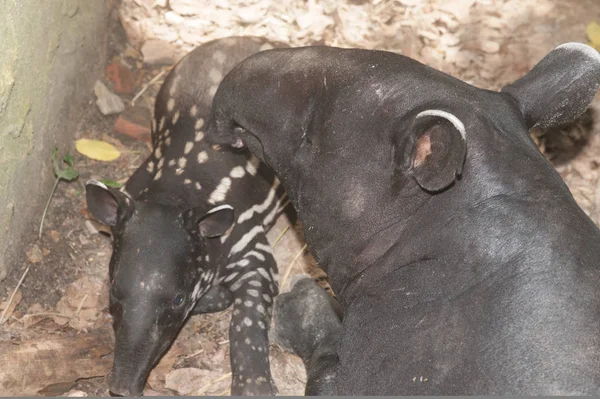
top-left (172, 294), bottom-right (185, 307)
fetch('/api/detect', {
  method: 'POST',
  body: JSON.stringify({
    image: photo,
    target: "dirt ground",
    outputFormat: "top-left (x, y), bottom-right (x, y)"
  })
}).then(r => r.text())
top-left (1, 0), bottom-right (600, 396)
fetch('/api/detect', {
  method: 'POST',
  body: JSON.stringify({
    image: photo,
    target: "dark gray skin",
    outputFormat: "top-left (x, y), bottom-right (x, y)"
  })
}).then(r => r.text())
top-left (85, 37), bottom-right (290, 397)
top-left (206, 43), bottom-right (600, 395)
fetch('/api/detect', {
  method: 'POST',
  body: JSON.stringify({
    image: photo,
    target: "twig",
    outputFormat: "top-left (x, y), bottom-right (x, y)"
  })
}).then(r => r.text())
top-left (280, 244), bottom-right (308, 290)
top-left (195, 372), bottom-right (232, 395)
top-left (75, 294), bottom-right (88, 316)
top-left (270, 224), bottom-right (290, 248)
top-left (39, 177), bottom-right (60, 238)
top-left (131, 69), bottom-right (167, 106)
top-left (182, 348), bottom-right (204, 359)
top-left (0, 265), bottom-right (30, 325)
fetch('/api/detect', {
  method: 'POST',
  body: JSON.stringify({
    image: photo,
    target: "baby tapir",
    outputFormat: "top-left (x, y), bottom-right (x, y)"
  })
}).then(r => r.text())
top-left (206, 43), bottom-right (600, 395)
top-left (85, 37), bottom-right (289, 396)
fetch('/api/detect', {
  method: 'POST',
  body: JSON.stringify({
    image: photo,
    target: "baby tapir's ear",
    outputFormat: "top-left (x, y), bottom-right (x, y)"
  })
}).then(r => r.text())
top-left (183, 204), bottom-right (235, 238)
top-left (501, 43), bottom-right (600, 129)
top-left (397, 110), bottom-right (467, 193)
top-left (85, 180), bottom-right (134, 226)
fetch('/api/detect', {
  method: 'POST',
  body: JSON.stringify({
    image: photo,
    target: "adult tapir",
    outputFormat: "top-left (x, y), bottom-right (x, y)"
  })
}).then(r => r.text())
top-left (205, 42), bottom-right (600, 395)
top-left (85, 37), bottom-right (289, 396)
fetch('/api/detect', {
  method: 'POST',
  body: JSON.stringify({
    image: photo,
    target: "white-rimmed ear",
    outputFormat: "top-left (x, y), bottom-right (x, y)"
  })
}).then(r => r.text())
top-left (183, 204), bottom-right (235, 238)
top-left (85, 180), bottom-right (134, 226)
top-left (502, 42), bottom-right (600, 129)
top-left (396, 110), bottom-right (467, 193)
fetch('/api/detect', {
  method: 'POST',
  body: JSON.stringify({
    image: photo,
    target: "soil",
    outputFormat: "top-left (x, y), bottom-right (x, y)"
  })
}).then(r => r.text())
top-left (1, 0), bottom-right (599, 396)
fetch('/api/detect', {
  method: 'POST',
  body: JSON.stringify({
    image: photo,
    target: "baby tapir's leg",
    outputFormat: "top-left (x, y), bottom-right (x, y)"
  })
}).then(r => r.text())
top-left (191, 285), bottom-right (233, 315)
top-left (223, 238), bottom-right (279, 395)
top-left (271, 276), bottom-right (343, 396)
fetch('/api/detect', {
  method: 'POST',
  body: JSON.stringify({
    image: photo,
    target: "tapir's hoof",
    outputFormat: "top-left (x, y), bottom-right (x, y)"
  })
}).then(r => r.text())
top-left (271, 276), bottom-right (342, 362)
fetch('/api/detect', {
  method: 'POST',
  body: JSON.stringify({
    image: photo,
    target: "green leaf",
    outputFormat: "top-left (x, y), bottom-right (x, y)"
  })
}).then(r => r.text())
top-left (99, 179), bottom-right (123, 188)
top-left (63, 153), bottom-right (75, 167)
top-left (58, 168), bottom-right (79, 181)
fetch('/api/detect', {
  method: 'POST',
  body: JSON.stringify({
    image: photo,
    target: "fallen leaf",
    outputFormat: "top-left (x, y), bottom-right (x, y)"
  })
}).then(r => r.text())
top-left (75, 139), bottom-right (121, 161)
top-left (587, 21), bottom-right (600, 50)
top-left (49, 230), bottom-right (61, 243)
top-left (26, 244), bottom-right (43, 263)
top-left (0, 290), bottom-right (22, 322)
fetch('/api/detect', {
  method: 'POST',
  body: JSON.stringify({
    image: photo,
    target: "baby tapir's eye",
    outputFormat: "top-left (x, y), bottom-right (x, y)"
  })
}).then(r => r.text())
top-left (172, 294), bottom-right (185, 307)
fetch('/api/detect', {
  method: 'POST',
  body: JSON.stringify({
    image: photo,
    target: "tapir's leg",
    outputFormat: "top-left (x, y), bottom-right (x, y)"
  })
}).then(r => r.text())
top-left (191, 285), bottom-right (234, 315)
top-left (271, 277), bottom-right (343, 396)
top-left (224, 237), bottom-right (279, 396)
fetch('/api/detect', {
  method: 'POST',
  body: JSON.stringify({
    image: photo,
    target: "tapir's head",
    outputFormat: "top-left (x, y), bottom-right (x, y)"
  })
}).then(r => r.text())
top-left (206, 43), bottom-right (600, 198)
top-left (85, 181), bottom-right (234, 396)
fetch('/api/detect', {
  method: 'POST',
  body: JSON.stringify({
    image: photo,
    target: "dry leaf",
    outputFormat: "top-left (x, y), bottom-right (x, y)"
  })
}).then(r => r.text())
top-left (587, 21), bottom-right (600, 50)
top-left (0, 290), bottom-right (22, 323)
top-left (75, 139), bottom-right (121, 161)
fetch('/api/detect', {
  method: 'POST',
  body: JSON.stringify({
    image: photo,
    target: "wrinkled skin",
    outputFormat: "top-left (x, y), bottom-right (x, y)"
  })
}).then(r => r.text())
top-left (206, 43), bottom-right (600, 395)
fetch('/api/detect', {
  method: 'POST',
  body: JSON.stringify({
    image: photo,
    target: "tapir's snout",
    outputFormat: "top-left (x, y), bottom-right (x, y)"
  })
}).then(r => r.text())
top-left (107, 367), bottom-right (146, 397)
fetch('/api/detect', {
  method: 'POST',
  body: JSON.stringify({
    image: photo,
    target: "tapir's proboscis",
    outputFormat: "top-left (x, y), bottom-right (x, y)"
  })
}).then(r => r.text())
top-left (206, 43), bottom-right (600, 395)
top-left (85, 37), bottom-right (290, 396)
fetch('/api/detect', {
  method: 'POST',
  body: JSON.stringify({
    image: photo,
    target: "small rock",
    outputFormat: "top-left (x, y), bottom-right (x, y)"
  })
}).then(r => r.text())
top-left (84, 220), bottom-right (99, 235)
top-left (26, 244), bottom-right (43, 263)
top-left (94, 81), bottom-right (125, 116)
top-left (236, 7), bottom-right (266, 24)
top-left (141, 39), bottom-right (176, 65)
top-left (481, 40), bottom-right (500, 54)
top-left (105, 62), bottom-right (135, 95)
top-left (165, 368), bottom-right (222, 396)
top-left (49, 230), bottom-right (61, 243)
top-left (114, 106), bottom-right (152, 143)
top-left (66, 390), bottom-right (87, 397)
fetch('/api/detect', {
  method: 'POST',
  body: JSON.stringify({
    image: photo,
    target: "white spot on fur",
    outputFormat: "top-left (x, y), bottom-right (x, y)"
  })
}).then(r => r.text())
top-left (245, 250), bottom-right (266, 262)
top-left (197, 151), bottom-right (208, 164)
top-left (167, 98), bottom-right (175, 112)
top-left (224, 272), bottom-right (239, 283)
top-left (247, 289), bottom-right (259, 297)
top-left (230, 271), bottom-right (258, 291)
top-left (245, 155), bottom-right (261, 176)
top-left (157, 158), bottom-right (164, 169)
top-left (256, 268), bottom-right (271, 282)
top-left (151, 119), bottom-right (156, 132)
top-left (168, 159), bottom-right (176, 167)
top-left (258, 320), bottom-right (266, 329)
top-left (238, 179), bottom-right (280, 223)
top-left (195, 118), bottom-right (205, 130)
top-left (154, 169), bottom-right (163, 180)
top-left (154, 147), bottom-right (162, 159)
top-left (195, 131), bottom-right (204, 142)
top-left (178, 157), bottom-right (187, 169)
top-left (184, 179), bottom-right (191, 185)
top-left (146, 161), bottom-right (155, 173)
top-left (184, 141), bottom-right (194, 155)
top-left (256, 304), bottom-right (265, 314)
top-left (165, 137), bottom-right (172, 146)
top-left (164, 129), bottom-right (170, 137)
top-left (243, 317), bottom-right (253, 327)
top-left (416, 109), bottom-right (466, 140)
top-left (229, 166), bottom-right (245, 179)
top-left (255, 242), bottom-right (273, 255)
top-left (244, 300), bottom-right (253, 307)
top-left (208, 177), bottom-right (232, 204)
top-left (262, 294), bottom-right (272, 303)
top-left (230, 226), bottom-right (264, 255)
top-left (159, 116), bottom-right (165, 131)
top-left (172, 110), bottom-right (180, 125)
top-left (190, 104), bottom-right (198, 117)
top-left (195, 182), bottom-right (201, 190)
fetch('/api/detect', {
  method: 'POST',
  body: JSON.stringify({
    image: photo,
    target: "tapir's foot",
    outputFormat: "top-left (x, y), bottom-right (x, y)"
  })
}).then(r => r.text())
top-left (271, 275), bottom-right (342, 363)
top-left (191, 285), bottom-right (233, 315)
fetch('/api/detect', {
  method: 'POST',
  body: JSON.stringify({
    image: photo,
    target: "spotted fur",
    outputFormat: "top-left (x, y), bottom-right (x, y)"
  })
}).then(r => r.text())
top-left (87, 37), bottom-right (289, 397)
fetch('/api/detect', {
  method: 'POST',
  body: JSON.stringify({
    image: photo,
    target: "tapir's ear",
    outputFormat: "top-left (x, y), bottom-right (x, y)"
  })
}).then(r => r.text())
top-left (501, 43), bottom-right (600, 129)
top-left (183, 204), bottom-right (235, 238)
top-left (397, 110), bottom-right (467, 193)
top-left (85, 180), bottom-right (134, 226)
